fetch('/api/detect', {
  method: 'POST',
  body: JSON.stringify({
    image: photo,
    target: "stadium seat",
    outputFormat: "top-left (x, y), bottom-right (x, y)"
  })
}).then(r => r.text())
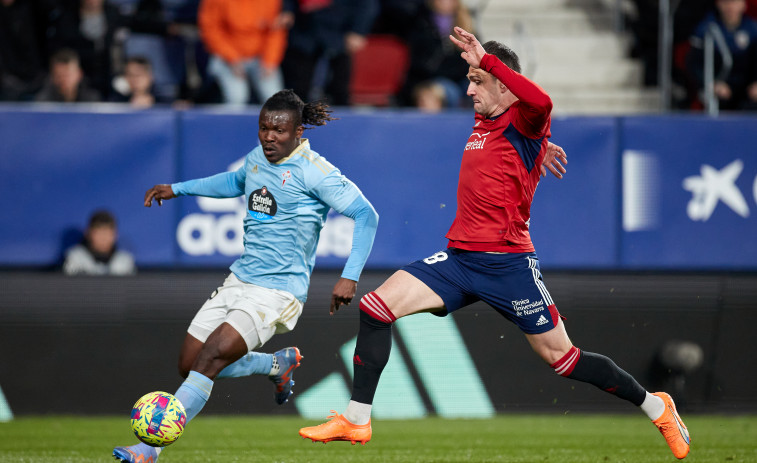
top-left (350, 35), bottom-right (409, 107)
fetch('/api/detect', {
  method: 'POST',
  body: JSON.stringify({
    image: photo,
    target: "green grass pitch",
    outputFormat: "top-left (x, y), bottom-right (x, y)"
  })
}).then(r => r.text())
top-left (0, 414), bottom-right (755, 462)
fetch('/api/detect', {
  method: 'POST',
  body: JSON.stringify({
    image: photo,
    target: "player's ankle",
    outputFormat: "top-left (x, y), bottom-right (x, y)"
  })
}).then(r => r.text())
top-left (640, 391), bottom-right (665, 420)
top-left (344, 400), bottom-right (372, 425)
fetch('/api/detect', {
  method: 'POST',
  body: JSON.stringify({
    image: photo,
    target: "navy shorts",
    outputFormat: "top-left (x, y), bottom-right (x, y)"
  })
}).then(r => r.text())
top-left (402, 248), bottom-right (562, 334)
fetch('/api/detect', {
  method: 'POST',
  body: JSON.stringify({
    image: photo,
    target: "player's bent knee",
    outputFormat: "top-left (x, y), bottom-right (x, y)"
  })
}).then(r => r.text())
top-left (550, 345), bottom-right (581, 377)
top-left (359, 292), bottom-right (397, 324)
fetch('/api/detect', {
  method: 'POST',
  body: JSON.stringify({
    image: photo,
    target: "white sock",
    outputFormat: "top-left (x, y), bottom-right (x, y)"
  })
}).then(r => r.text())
top-left (640, 392), bottom-right (665, 420)
top-left (343, 400), bottom-right (372, 425)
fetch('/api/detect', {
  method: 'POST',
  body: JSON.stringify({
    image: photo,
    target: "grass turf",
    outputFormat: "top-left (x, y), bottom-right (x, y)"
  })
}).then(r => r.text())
top-left (0, 414), bottom-right (755, 462)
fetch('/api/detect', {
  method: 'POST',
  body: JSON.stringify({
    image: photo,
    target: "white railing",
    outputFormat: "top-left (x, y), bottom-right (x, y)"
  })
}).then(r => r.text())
top-left (703, 22), bottom-right (733, 115)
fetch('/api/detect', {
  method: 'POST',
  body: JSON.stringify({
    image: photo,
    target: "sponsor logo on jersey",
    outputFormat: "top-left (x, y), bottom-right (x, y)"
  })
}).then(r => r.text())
top-left (464, 131), bottom-right (491, 151)
top-left (512, 298), bottom-right (544, 317)
top-left (248, 186), bottom-right (278, 221)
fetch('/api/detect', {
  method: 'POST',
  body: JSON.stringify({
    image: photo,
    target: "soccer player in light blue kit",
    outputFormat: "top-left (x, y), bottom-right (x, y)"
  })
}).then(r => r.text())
top-left (113, 89), bottom-right (379, 462)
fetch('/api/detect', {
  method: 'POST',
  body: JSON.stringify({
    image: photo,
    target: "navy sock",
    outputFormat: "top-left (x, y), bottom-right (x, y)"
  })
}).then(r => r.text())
top-left (554, 347), bottom-right (646, 406)
top-left (350, 308), bottom-right (393, 404)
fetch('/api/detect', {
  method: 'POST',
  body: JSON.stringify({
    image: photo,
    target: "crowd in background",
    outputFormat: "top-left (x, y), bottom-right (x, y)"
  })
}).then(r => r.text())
top-left (629, 0), bottom-right (757, 111)
top-left (2, 0), bottom-right (757, 111)
top-left (0, 0), bottom-right (478, 111)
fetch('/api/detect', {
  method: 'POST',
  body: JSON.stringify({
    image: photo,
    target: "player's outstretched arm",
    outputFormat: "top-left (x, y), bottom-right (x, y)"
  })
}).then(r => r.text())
top-left (541, 142), bottom-right (568, 179)
top-left (449, 26), bottom-right (486, 69)
top-left (144, 184), bottom-right (177, 207)
top-left (330, 277), bottom-right (358, 314)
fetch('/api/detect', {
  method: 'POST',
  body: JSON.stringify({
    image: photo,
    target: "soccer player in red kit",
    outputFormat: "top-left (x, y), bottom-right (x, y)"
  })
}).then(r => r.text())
top-left (300, 27), bottom-right (690, 460)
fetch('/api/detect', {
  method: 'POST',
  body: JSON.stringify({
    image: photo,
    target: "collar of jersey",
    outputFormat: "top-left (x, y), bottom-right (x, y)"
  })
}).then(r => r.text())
top-left (475, 106), bottom-right (511, 125)
top-left (272, 138), bottom-right (310, 165)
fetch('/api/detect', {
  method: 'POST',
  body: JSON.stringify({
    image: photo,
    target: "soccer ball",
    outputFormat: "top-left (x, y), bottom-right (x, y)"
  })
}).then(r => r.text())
top-left (130, 391), bottom-right (187, 447)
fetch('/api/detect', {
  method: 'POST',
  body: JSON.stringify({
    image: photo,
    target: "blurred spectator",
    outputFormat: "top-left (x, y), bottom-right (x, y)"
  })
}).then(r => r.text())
top-left (0, 0), bottom-right (51, 101)
top-left (412, 79), bottom-right (446, 112)
top-left (280, 0), bottom-right (379, 105)
top-left (63, 210), bottom-right (136, 276)
top-left (371, 0), bottom-right (425, 38)
top-left (121, 0), bottom-right (202, 103)
top-left (198, 0), bottom-right (286, 106)
top-left (46, 0), bottom-right (180, 99)
top-left (35, 48), bottom-right (100, 102)
top-left (398, 0), bottom-right (474, 107)
top-left (110, 55), bottom-right (171, 107)
top-left (628, 0), bottom-right (710, 87)
top-left (687, 0), bottom-right (757, 110)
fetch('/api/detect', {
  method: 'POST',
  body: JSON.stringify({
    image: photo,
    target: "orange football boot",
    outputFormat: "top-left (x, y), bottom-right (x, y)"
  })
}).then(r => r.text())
top-left (299, 411), bottom-right (371, 445)
top-left (652, 392), bottom-right (690, 459)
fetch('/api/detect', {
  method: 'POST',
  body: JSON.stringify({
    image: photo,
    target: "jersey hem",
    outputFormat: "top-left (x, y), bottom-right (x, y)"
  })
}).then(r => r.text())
top-left (446, 240), bottom-right (535, 253)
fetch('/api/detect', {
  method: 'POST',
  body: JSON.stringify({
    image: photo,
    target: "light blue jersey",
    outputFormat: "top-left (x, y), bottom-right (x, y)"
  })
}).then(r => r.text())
top-left (172, 139), bottom-right (378, 302)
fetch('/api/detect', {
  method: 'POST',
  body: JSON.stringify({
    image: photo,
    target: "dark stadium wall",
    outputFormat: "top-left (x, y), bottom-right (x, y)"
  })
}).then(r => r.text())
top-left (0, 271), bottom-right (754, 416)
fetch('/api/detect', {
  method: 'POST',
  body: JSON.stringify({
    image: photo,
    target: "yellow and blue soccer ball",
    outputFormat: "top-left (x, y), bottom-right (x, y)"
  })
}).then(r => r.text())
top-left (130, 391), bottom-right (187, 447)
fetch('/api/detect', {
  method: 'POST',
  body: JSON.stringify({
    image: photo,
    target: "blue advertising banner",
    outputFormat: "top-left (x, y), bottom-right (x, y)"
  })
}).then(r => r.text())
top-left (531, 117), bottom-right (619, 268)
top-left (173, 110), bottom-right (260, 266)
top-left (174, 113), bottom-right (619, 270)
top-left (0, 107), bottom-right (177, 266)
top-left (620, 115), bottom-right (757, 269)
top-left (1, 106), bottom-right (755, 270)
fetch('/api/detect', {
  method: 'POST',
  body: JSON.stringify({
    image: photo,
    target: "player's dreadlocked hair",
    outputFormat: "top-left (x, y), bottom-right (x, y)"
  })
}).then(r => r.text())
top-left (262, 89), bottom-right (337, 129)
top-left (483, 41), bottom-right (521, 74)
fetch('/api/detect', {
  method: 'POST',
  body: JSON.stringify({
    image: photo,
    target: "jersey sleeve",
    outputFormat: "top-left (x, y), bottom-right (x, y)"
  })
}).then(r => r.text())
top-left (336, 194), bottom-right (379, 281)
top-left (480, 53), bottom-right (552, 138)
top-left (307, 162), bottom-right (362, 213)
top-left (306, 158), bottom-right (376, 281)
top-left (172, 164), bottom-right (245, 198)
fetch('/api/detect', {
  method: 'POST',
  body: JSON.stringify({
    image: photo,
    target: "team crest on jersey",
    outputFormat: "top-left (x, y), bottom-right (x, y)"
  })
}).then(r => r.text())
top-left (251, 164), bottom-right (258, 174)
top-left (248, 186), bottom-right (278, 221)
top-left (282, 170), bottom-right (291, 186)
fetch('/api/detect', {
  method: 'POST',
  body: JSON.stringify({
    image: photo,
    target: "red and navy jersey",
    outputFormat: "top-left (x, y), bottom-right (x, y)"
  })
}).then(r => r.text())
top-left (446, 54), bottom-right (552, 253)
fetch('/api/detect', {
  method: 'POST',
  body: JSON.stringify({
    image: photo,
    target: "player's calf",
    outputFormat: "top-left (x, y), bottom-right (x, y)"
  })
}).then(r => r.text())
top-left (351, 292), bottom-right (395, 405)
top-left (551, 346), bottom-right (646, 405)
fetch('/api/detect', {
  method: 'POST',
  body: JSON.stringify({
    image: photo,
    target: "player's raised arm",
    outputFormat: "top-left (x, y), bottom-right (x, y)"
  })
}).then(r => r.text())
top-left (449, 26), bottom-right (486, 69)
top-left (451, 26), bottom-right (552, 133)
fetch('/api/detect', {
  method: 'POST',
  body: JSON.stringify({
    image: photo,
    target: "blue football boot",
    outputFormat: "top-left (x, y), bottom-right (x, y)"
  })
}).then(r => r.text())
top-left (113, 442), bottom-right (159, 462)
top-left (270, 347), bottom-right (303, 405)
